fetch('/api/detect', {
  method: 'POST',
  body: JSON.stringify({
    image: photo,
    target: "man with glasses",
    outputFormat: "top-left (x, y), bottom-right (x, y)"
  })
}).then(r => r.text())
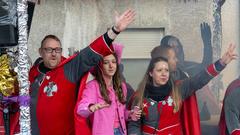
top-left (29, 9), bottom-right (135, 135)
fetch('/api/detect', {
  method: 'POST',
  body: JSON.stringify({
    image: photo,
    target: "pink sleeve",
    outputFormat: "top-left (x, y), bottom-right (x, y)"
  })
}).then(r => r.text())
top-left (77, 80), bottom-right (98, 118)
top-left (122, 82), bottom-right (131, 120)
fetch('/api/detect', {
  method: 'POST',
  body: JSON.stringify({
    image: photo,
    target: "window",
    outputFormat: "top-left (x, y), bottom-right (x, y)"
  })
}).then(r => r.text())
top-left (115, 28), bottom-right (165, 59)
top-left (114, 28), bottom-right (165, 89)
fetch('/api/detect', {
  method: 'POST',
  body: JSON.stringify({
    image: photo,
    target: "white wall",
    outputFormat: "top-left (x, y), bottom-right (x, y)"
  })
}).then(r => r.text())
top-left (220, 0), bottom-right (239, 99)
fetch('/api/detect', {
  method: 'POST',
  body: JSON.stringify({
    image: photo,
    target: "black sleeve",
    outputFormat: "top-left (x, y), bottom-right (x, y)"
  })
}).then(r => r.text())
top-left (180, 60), bottom-right (225, 99)
top-left (202, 37), bottom-right (213, 66)
top-left (127, 95), bottom-right (143, 135)
top-left (183, 62), bottom-right (204, 77)
top-left (128, 117), bottom-right (142, 135)
top-left (64, 32), bottom-right (113, 83)
top-left (103, 32), bottom-right (113, 45)
top-left (64, 47), bottom-right (101, 83)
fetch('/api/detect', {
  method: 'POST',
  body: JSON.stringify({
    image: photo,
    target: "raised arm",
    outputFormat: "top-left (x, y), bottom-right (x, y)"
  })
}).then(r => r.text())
top-left (64, 9), bottom-right (136, 83)
top-left (201, 22), bottom-right (213, 66)
top-left (181, 44), bottom-right (237, 99)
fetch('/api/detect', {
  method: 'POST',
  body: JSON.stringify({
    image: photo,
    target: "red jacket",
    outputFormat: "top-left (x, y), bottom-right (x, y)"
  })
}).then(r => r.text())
top-left (128, 61), bottom-right (224, 135)
top-left (0, 105), bottom-right (20, 135)
top-left (29, 35), bottom-right (113, 135)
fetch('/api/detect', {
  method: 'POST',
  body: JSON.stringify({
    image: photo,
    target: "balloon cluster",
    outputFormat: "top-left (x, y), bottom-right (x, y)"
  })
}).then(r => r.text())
top-left (0, 54), bottom-right (18, 97)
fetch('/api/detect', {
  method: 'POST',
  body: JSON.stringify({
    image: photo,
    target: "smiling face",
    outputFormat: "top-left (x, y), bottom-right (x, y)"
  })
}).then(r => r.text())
top-left (101, 54), bottom-right (117, 78)
top-left (39, 38), bottom-right (62, 69)
top-left (149, 60), bottom-right (170, 87)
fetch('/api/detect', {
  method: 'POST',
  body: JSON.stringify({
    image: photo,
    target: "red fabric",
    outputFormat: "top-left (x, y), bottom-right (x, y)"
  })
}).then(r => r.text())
top-left (181, 93), bottom-right (201, 135)
top-left (207, 64), bottom-right (218, 76)
top-left (158, 97), bottom-right (182, 135)
top-left (89, 36), bottom-right (113, 57)
top-left (142, 123), bottom-right (181, 135)
top-left (29, 56), bottom-right (76, 135)
top-left (128, 83), bottom-right (201, 135)
top-left (219, 79), bottom-right (240, 135)
top-left (10, 111), bottom-right (20, 135)
top-left (0, 110), bottom-right (20, 135)
top-left (36, 66), bottom-right (76, 134)
top-left (74, 72), bottom-right (91, 135)
top-left (232, 130), bottom-right (240, 135)
top-left (29, 34), bottom-right (112, 134)
top-left (0, 78), bottom-right (21, 135)
top-left (176, 79), bottom-right (201, 135)
top-left (140, 97), bottom-right (182, 135)
top-left (141, 96), bottom-right (183, 135)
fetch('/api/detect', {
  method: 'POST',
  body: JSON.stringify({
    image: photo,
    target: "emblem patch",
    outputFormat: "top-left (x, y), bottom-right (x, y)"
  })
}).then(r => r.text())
top-left (162, 101), bottom-right (166, 105)
top-left (167, 96), bottom-right (173, 106)
top-left (43, 82), bottom-right (58, 97)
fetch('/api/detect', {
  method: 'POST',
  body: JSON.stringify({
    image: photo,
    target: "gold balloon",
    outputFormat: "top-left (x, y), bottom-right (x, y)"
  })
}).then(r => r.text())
top-left (0, 54), bottom-right (17, 96)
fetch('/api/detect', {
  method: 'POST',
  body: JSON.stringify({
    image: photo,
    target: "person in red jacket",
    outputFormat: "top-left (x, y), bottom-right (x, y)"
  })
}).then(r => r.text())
top-left (128, 44), bottom-right (236, 135)
top-left (29, 9), bottom-right (135, 135)
top-left (158, 23), bottom-right (214, 135)
top-left (151, 45), bottom-right (201, 135)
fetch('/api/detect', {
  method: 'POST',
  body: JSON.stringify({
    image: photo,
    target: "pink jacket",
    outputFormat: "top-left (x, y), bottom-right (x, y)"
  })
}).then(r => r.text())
top-left (77, 80), bottom-right (130, 135)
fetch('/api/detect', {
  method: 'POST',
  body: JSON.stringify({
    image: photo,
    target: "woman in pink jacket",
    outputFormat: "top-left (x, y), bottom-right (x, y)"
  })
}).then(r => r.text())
top-left (76, 44), bottom-right (140, 135)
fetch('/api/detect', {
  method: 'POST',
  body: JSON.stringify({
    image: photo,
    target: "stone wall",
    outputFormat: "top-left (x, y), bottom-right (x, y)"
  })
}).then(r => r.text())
top-left (28, 0), bottom-right (239, 99)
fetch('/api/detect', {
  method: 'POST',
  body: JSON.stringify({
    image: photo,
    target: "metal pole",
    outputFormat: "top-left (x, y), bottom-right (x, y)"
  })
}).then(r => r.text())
top-left (212, 0), bottom-right (224, 104)
top-left (17, 0), bottom-right (31, 134)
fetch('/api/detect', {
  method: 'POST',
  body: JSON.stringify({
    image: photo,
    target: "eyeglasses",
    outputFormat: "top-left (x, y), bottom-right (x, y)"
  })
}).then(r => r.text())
top-left (42, 47), bottom-right (62, 53)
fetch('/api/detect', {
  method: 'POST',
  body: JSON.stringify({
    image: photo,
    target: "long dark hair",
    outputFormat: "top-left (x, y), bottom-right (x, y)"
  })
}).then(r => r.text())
top-left (133, 57), bottom-right (182, 112)
top-left (94, 53), bottom-right (126, 104)
top-left (160, 35), bottom-right (184, 63)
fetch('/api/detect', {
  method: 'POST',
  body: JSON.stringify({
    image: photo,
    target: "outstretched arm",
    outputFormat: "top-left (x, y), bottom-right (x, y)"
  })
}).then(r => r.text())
top-left (185, 22), bottom-right (212, 75)
top-left (181, 44), bottom-right (237, 99)
top-left (218, 0), bottom-right (226, 7)
top-left (108, 9), bottom-right (136, 40)
top-left (65, 9), bottom-right (136, 83)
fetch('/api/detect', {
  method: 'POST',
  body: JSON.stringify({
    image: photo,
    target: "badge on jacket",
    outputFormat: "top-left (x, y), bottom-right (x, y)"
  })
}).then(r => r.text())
top-left (43, 82), bottom-right (58, 96)
top-left (167, 96), bottom-right (173, 106)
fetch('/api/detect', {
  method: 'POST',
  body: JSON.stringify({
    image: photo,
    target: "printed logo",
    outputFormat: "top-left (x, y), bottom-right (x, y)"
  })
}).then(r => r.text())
top-left (43, 82), bottom-right (58, 97)
top-left (167, 96), bottom-right (173, 106)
